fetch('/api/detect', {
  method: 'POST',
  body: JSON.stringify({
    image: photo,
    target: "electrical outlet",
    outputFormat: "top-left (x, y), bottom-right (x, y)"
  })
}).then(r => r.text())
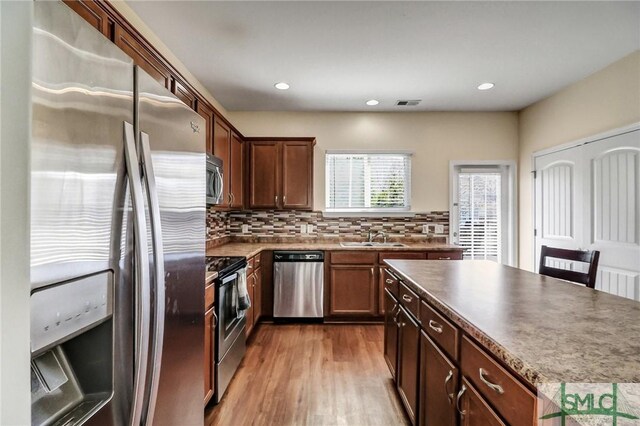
top-left (241, 224), bottom-right (249, 234)
top-left (307, 224), bottom-right (314, 234)
top-left (422, 224), bottom-right (429, 234)
top-left (300, 224), bottom-right (307, 234)
top-left (435, 224), bottom-right (445, 234)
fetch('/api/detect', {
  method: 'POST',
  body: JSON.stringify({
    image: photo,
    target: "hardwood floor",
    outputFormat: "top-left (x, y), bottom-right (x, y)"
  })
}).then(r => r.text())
top-left (206, 324), bottom-right (409, 426)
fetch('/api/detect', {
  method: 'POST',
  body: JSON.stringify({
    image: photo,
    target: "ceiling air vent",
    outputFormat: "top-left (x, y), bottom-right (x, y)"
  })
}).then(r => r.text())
top-left (395, 100), bottom-right (421, 106)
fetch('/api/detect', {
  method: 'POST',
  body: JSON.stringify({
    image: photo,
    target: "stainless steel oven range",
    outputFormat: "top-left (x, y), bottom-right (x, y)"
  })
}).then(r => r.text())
top-left (206, 256), bottom-right (248, 403)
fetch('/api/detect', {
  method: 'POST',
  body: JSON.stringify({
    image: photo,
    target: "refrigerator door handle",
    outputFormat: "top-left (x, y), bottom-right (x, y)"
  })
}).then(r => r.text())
top-left (139, 132), bottom-right (166, 425)
top-left (123, 122), bottom-right (151, 426)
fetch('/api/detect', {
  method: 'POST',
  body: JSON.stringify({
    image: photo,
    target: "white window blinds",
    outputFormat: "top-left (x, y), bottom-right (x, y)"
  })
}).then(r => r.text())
top-left (326, 152), bottom-right (411, 211)
top-left (457, 169), bottom-right (502, 262)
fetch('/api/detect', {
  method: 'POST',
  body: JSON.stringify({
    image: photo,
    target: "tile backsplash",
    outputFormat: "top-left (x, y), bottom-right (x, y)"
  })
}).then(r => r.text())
top-left (207, 208), bottom-right (449, 243)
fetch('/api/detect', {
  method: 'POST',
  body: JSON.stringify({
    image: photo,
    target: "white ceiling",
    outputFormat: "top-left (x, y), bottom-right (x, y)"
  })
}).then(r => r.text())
top-left (128, 1), bottom-right (640, 112)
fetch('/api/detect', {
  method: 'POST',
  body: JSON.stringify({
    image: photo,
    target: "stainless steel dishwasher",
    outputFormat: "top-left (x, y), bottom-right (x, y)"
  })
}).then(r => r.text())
top-left (273, 251), bottom-right (324, 319)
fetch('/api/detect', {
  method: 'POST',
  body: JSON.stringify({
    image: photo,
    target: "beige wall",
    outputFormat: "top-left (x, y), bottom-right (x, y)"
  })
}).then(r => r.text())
top-left (229, 111), bottom-right (519, 212)
top-left (518, 50), bottom-right (640, 271)
top-left (112, 1), bottom-right (228, 116)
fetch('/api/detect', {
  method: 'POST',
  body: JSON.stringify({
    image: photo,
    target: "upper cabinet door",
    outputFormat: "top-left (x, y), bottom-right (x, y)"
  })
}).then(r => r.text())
top-left (63, 0), bottom-right (112, 39)
top-left (248, 142), bottom-right (280, 209)
top-left (213, 116), bottom-right (231, 207)
top-left (114, 24), bottom-right (171, 89)
top-left (230, 133), bottom-right (244, 209)
top-left (195, 101), bottom-right (214, 154)
top-left (171, 77), bottom-right (196, 110)
top-left (281, 141), bottom-right (314, 210)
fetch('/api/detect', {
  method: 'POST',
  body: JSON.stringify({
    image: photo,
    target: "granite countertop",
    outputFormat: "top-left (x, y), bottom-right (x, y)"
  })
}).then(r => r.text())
top-left (385, 259), bottom-right (640, 386)
top-left (206, 241), bottom-right (461, 258)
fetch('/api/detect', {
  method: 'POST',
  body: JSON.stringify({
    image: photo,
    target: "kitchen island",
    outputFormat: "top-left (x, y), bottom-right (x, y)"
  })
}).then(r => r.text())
top-left (383, 259), bottom-right (640, 425)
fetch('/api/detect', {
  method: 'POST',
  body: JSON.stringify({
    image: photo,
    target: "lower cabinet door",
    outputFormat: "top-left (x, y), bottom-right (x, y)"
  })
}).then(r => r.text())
top-left (383, 289), bottom-right (399, 378)
top-left (204, 306), bottom-right (214, 404)
top-left (458, 377), bottom-right (506, 426)
top-left (329, 265), bottom-right (376, 316)
top-left (398, 307), bottom-right (420, 425)
top-left (420, 332), bottom-right (458, 426)
top-left (245, 273), bottom-right (255, 337)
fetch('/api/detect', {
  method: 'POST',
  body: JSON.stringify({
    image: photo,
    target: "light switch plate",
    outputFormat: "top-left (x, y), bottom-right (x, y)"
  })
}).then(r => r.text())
top-left (300, 224), bottom-right (307, 234)
top-left (241, 224), bottom-right (249, 234)
top-left (422, 224), bottom-right (429, 234)
top-left (307, 224), bottom-right (314, 234)
top-left (435, 224), bottom-right (445, 234)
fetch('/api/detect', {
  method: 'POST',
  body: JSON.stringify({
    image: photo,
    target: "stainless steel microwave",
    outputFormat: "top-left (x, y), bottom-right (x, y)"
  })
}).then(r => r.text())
top-left (206, 154), bottom-right (223, 205)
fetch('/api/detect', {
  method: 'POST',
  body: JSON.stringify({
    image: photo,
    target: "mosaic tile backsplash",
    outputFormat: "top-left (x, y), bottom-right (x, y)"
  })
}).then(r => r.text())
top-left (207, 208), bottom-right (449, 242)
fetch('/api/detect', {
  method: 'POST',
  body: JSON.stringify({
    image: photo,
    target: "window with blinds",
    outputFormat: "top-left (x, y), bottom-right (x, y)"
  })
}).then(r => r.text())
top-left (457, 171), bottom-right (502, 262)
top-left (326, 152), bottom-right (411, 211)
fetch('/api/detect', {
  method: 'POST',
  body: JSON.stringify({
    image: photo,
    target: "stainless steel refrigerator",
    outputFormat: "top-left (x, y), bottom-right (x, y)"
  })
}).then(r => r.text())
top-left (30, 2), bottom-right (205, 425)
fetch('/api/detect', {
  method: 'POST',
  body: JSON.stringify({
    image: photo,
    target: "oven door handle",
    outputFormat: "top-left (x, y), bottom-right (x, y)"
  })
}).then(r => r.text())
top-left (221, 272), bottom-right (238, 285)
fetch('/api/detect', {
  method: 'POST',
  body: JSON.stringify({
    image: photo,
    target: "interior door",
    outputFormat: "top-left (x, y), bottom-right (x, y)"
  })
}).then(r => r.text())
top-left (534, 146), bottom-right (584, 270)
top-left (534, 128), bottom-right (640, 300)
top-left (583, 129), bottom-right (640, 299)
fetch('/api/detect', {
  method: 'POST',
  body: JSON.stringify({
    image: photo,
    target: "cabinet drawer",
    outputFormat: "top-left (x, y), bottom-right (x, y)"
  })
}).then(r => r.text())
top-left (420, 301), bottom-right (459, 361)
top-left (378, 251), bottom-right (427, 262)
top-left (330, 251), bottom-right (377, 265)
top-left (461, 336), bottom-right (536, 426)
top-left (399, 282), bottom-right (419, 320)
top-left (383, 268), bottom-right (399, 299)
top-left (247, 256), bottom-right (255, 272)
top-left (253, 253), bottom-right (261, 269)
top-left (205, 283), bottom-right (214, 309)
top-left (427, 251), bottom-right (462, 260)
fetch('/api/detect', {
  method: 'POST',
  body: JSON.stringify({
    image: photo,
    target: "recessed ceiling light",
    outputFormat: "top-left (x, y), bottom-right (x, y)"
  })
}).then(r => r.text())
top-left (477, 82), bottom-right (495, 91)
top-left (366, 99), bottom-right (379, 106)
top-left (274, 82), bottom-right (290, 90)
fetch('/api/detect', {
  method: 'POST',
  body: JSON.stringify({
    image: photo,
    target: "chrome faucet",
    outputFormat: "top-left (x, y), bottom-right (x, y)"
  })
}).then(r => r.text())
top-left (368, 231), bottom-right (387, 243)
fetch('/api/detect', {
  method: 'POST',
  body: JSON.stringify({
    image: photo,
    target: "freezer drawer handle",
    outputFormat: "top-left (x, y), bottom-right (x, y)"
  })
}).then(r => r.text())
top-left (123, 122), bottom-right (151, 426)
top-left (140, 132), bottom-right (166, 425)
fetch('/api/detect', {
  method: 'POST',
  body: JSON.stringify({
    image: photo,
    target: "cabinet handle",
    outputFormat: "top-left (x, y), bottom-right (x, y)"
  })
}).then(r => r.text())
top-left (394, 309), bottom-right (402, 327)
top-left (212, 311), bottom-right (218, 328)
top-left (275, 195), bottom-right (278, 206)
top-left (479, 368), bottom-right (504, 394)
top-left (230, 193), bottom-right (235, 204)
top-left (440, 256), bottom-right (451, 260)
top-left (385, 279), bottom-right (393, 284)
top-left (402, 294), bottom-right (412, 303)
top-left (428, 320), bottom-right (443, 334)
top-left (456, 384), bottom-right (467, 416)
top-left (444, 370), bottom-right (454, 404)
top-left (227, 193), bottom-right (232, 204)
top-left (283, 195), bottom-right (286, 205)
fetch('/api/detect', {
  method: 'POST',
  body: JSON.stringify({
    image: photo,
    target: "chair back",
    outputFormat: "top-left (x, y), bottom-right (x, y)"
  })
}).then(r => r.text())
top-left (538, 245), bottom-right (600, 288)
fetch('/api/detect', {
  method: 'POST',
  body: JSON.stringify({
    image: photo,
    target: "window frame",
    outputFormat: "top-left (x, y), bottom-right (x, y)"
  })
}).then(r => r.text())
top-left (325, 150), bottom-right (413, 213)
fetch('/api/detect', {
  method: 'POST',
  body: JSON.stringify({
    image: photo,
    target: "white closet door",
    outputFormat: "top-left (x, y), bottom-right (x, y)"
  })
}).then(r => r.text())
top-left (583, 129), bottom-right (640, 300)
top-left (534, 129), bottom-right (640, 300)
top-left (534, 146), bottom-right (584, 271)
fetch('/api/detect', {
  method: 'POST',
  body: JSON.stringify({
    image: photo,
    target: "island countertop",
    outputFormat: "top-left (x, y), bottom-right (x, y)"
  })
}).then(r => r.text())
top-left (385, 259), bottom-right (640, 386)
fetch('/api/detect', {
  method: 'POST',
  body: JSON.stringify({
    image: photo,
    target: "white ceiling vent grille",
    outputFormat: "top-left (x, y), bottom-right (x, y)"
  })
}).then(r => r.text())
top-left (395, 100), bottom-right (422, 106)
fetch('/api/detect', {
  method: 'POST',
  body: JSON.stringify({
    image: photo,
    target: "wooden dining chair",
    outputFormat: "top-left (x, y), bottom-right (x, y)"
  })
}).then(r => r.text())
top-left (538, 245), bottom-right (600, 288)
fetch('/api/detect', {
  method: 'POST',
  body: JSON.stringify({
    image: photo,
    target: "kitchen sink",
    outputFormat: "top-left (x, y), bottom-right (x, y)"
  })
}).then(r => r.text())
top-left (339, 242), bottom-right (407, 248)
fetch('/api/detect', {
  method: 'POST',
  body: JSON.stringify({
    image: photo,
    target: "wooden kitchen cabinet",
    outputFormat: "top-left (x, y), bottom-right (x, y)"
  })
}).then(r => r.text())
top-left (248, 141), bottom-right (279, 209)
top-left (247, 139), bottom-right (315, 210)
top-left (114, 24), bottom-right (171, 90)
top-left (281, 141), bottom-right (313, 209)
top-left (171, 77), bottom-right (197, 109)
top-left (196, 101), bottom-right (214, 154)
top-left (204, 305), bottom-right (215, 404)
top-left (253, 267), bottom-right (262, 322)
top-left (397, 306), bottom-right (420, 425)
top-left (230, 132), bottom-right (244, 209)
top-left (63, 0), bottom-right (112, 39)
top-left (383, 288), bottom-right (400, 379)
top-left (420, 332), bottom-right (458, 426)
top-left (213, 116), bottom-right (231, 208)
top-left (329, 265), bottom-right (376, 316)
